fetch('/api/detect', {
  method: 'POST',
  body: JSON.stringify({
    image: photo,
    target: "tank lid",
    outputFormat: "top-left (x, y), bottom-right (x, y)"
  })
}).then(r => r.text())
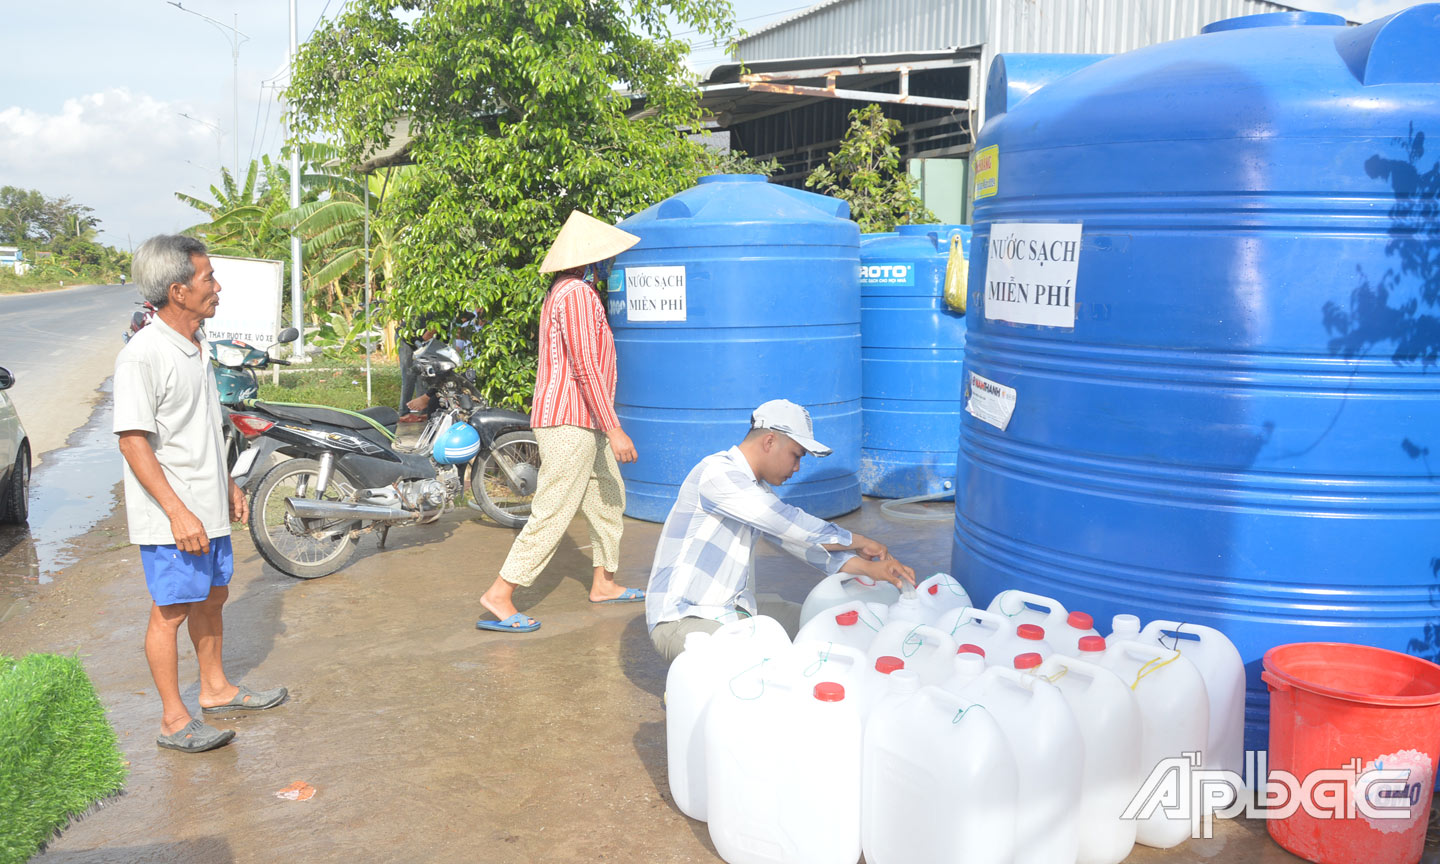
top-left (1079, 635), bottom-right (1107, 653)
top-left (1202, 11), bottom-right (1346, 33)
top-left (1016, 623), bottom-right (1046, 641)
top-left (697, 173), bottom-right (768, 184)
top-left (835, 610), bottom-right (860, 626)
top-left (1014, 652), bottom-right (1043, 670)
top-left (813, 681), bottom-right (846, 702)
top-left (1067, 611), bottom-right (1094, 630)
top-left (957, 643), bottom-right (986, 657)
top-left (875, 655), bottom-right (905, 675)
top-left (1335, 4), bottom-right (1440, 86)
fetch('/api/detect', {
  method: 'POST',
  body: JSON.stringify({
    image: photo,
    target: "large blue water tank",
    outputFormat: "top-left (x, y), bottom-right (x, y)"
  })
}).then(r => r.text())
top-left (610, 175), bottom-right (862, 522)
top-left (860, 224), bottom-right (971, 498)
top-left (953, 6), bottom-right (1440, 753)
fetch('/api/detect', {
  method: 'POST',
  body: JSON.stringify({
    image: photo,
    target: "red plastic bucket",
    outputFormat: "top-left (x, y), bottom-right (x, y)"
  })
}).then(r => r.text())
top-left (1262, 643), bottom-right (1440, 864)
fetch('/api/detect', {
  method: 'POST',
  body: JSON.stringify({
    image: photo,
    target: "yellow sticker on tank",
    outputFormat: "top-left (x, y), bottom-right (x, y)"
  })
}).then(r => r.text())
top-left (974, 145), bottom-right (999, 200)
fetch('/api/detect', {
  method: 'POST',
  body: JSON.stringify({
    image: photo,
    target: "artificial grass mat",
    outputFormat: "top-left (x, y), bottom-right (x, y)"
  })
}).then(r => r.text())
top-left (0, 654), bottom-right (127, 864)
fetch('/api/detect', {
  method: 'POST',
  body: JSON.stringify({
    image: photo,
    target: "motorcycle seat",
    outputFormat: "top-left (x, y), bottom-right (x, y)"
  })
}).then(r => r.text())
top-left (252, 401), bottom-right (397, 436)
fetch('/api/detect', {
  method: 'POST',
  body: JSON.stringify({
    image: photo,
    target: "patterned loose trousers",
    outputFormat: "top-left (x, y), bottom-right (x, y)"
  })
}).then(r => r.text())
top-left (497, 425), bottom-right (624, 587)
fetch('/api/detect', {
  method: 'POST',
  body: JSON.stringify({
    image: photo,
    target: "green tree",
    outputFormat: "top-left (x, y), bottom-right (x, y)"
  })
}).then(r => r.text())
top-left (805, 104), bottom-right (936, 233)
top-left (287, 0), bottom-right (737, 409)
top-left (176, 156), bottom-right (297, 263)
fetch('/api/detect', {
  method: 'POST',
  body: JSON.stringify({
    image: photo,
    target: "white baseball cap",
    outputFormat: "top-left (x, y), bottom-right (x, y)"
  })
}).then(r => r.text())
top-left (750, 399), bottom-right (832, 457)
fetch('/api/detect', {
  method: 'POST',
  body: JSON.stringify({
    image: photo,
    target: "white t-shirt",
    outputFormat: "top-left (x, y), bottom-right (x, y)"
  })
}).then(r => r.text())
top-left (113, 316), bottom-right (231, 545)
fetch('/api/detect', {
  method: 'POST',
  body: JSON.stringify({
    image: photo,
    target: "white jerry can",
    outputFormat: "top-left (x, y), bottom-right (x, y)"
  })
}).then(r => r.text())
top-left (1036, 653), bottom-right (1143, 864)
top-left (706, 667), bottom-right (863, 864)
top-left (937, 606), bottom-right (1044, 670)
top-left (866, 619), bottom-right (959, 689)
top-left (988, 588), bottom-right (1101, 657)
top-left (1096, 633), bottom-right (1210, 849)
top-left (912, 572), bottom-right (973, 621)
top-left (793, 599), bottom-right (890, 655)
top-left (863, 673), bottom-right (1018, 864)
top-left (664, 615), bottom-right (791, 822)
top-left (798, 571), bottom-right (901, 630)
top-left (1136, 617), bottom-right (1247, 782)
top-left (955, 666), bottom-right (1084, 864)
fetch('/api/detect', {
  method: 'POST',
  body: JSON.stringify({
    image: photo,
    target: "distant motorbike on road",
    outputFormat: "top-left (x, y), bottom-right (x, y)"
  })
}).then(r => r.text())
top-left (229, 336), bottom-right (539, 579)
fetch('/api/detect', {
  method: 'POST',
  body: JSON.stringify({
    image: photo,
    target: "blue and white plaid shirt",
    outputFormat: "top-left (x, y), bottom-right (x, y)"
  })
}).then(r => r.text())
top-left (645, 446), bottom-right (855, 632)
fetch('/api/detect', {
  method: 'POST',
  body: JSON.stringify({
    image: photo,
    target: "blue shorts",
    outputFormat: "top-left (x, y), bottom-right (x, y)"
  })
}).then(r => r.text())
top-left (140, 536), bottom-right (234, 606)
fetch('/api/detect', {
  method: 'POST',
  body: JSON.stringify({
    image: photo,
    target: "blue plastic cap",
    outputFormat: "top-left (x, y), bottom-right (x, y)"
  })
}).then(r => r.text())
top-left (1202, 11), bottom-right (1346, 33)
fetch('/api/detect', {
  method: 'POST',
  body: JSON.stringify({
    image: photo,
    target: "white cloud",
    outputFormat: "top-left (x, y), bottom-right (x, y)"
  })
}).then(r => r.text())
top-left (0, 88), bottom-right (229, 248)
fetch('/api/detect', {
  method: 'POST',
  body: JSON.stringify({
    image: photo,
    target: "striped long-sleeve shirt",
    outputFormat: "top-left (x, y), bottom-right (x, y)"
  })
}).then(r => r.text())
top-left (645, 447), bottom-right (857, 631)
top-left (530, 275), bottom-right (620, 431)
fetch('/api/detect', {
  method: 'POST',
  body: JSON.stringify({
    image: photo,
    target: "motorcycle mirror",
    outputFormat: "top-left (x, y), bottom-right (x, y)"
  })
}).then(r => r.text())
top-left (130, 310), bottom-right (147, 329)
top-left (277, 327), bottom-right (299, 344)
top-left (0, 366), bottom-right (14, 391)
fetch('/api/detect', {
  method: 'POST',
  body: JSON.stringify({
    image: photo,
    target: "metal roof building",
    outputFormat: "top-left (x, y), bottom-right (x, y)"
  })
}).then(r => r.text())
top-left (699, 0), bottom-right (1354, 218)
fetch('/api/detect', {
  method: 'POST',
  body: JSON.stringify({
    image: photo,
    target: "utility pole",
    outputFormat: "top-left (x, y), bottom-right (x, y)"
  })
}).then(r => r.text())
top-left (166, 3), bottom-right (248, 181)
top-left (288, 0), bottom-right (305, 357)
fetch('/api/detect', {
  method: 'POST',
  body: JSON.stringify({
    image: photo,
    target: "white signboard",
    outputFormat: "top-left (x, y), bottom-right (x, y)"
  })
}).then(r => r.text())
top-left (623, 265), bottom-right (687, 322)
top-left (966, 371), bottom-right (1017, 431)
top-left (206, 255), bottom-right (284, 346)
top-left (983, 222), bottom-right (1082, 328)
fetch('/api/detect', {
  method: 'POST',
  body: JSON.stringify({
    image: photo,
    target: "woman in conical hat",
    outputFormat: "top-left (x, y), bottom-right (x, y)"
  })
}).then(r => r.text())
top-left (477, 211), bottom-right (646, 632)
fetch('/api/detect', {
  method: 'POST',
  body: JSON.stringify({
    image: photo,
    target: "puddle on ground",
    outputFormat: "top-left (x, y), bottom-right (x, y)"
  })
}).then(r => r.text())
top-left (0, 379), bottom-right (121, 612)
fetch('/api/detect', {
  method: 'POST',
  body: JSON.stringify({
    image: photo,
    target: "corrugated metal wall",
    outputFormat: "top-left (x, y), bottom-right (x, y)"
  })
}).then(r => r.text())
top-left (735, 0), bottom-right (1317, 61)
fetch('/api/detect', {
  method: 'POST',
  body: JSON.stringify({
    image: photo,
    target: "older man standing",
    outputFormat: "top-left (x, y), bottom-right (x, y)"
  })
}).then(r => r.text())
top-left (646, 399), bottom-right (916, 662)
top-left (115, 235), bottom-right (286, 753)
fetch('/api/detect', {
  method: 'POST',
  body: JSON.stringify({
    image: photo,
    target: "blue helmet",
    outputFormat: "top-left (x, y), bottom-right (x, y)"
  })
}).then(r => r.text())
top-left (432, 421), bottom-right (481, 465)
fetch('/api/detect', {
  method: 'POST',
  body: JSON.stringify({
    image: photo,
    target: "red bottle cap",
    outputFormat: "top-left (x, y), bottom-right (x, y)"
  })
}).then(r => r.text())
top-left (1078, 635), bottom-right (1107, 653)
top-left (835, 610), bottom-right (860, 626)
top-left (875, 656), bottom-right (905, 675)
top-left (1068, 611), bottom-right (1095, 630)
top-left (1016, 624), bottom-right (1045, 641)
top-left (814, 682), bottom-right (846, 702)
top-left (928, 584), bottom-right (940, 595)
top-left (957, 643), bottom-right (986, 657)
top-left (1014, 652), bottom-right (1043, 670)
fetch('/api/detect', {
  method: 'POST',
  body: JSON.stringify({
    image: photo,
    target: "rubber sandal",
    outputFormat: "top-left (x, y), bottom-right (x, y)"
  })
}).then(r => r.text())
top-left (201, 683), bottom-right (289, 714)
top-left (591, 587), bottom-right (646, 605)
top-left (476, 612), bottom-right (540, 633)
top-left (156, 719), bottom-right (235, 753)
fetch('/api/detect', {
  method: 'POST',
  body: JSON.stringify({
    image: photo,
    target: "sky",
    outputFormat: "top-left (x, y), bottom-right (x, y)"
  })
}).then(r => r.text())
top-left (0, 0), bottom-right (1417, 249)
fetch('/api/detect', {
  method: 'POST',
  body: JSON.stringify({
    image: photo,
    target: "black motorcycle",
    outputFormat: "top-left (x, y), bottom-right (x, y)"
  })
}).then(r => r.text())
top-left (229, 337), bottom-right (539, 579)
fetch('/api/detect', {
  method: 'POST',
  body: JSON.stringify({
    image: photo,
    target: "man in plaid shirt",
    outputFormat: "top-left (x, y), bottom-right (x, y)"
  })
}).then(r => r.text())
top-left (646, 399), bottom-right (915, 662)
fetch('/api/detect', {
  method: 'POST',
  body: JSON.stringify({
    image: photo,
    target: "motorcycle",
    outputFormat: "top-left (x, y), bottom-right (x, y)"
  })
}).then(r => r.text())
top-left (229, 336), bottom-right (540, 580)
top-left (211, 327), bottom-right (299, 475)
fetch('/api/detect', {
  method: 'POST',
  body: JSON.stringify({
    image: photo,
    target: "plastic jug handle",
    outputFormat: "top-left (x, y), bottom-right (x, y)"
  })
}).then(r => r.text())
top-left (992, 589), bottom-right (1067, 619)
top-left (903, 625), bottom-right (959, 657)
top-left (951, 606), bottom-right (1010, 633)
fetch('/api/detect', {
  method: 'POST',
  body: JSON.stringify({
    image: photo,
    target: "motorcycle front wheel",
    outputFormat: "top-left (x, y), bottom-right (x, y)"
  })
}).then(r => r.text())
top-left (250, 457), bottom-right (360, 579)
top-left (469, 430), bottom-right (540, 529)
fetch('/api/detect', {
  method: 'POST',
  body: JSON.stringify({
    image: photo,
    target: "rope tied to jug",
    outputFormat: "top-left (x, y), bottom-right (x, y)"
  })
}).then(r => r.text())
top-left (802, 644), bottom-right (833, 678)
top-left (902, 625), bottom-right (925, 658)
top-left (729, 657), bottom-right (771, 700)
top-left (952, 703), bottom-right (984, 725)
top-left (1131, 650), bottom-right (1182, 691)
top-left (946, 605), bottom-right (974, 638)
top-left (1157, 622), bottom-right (1192, 652)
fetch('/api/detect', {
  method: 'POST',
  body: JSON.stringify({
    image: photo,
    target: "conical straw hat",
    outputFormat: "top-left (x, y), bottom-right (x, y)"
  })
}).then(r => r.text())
top-left (538, 210), bottom-right (641, 273)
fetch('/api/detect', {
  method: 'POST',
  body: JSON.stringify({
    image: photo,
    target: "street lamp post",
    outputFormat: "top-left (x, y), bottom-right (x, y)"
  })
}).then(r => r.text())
top-left (166, 2), bottom-right (249, 181)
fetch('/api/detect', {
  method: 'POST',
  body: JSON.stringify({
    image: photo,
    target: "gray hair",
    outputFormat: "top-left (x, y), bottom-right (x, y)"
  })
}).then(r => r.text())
top-left (132, 234), bottom-right (208, 307)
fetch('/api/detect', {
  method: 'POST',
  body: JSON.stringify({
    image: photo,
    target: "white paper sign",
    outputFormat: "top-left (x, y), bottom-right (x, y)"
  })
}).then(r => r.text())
top-left (983, 222), bottom-right (1082, 328)
top-left (624, 265), bottom-right (687, 322)
top-left (206, 255), bottom-right (285, 346)
top-left (966, 371), bottom-right (1017, 431)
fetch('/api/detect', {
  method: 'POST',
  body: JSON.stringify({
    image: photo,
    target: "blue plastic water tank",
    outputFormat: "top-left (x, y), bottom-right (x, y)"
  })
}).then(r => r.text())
top-left (860, 224), bottom-right (971, 497)
top-left (610, 174), bottom-right (862, 522)
top-left (953, 7), bottom-right (1440, 753)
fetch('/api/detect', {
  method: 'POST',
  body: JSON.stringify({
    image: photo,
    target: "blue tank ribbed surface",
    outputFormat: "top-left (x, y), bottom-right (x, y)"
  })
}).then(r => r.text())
top-left (610, 174), bottom-right (862, 522)
top-left (952, 7), bottom-right (1440, 753)
top-left (859, 225), bottom-right (971, 497)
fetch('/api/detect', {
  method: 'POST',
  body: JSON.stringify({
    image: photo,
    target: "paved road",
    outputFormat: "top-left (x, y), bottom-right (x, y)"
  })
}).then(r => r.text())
top-left (0, 283), bottom-right (137, 462)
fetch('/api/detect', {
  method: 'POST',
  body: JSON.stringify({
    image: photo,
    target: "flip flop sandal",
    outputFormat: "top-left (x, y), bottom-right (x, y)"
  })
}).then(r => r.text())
top-left (156, 719), bottom-right (235, 753)
top-left (591, 587), bottom-right (646, 605)
top-left (476, 612), bottom-right (541, 633)
top-left (201, 683), bottom-right (289, 714)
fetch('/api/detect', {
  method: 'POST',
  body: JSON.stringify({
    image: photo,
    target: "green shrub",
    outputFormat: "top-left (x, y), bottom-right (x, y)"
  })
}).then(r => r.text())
top-left (0, 654), bottom-right (127, 864)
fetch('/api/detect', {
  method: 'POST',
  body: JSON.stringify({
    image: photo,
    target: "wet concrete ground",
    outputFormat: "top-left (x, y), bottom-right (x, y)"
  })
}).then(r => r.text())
top-left (6, 489), bottom-right (1377, 864)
